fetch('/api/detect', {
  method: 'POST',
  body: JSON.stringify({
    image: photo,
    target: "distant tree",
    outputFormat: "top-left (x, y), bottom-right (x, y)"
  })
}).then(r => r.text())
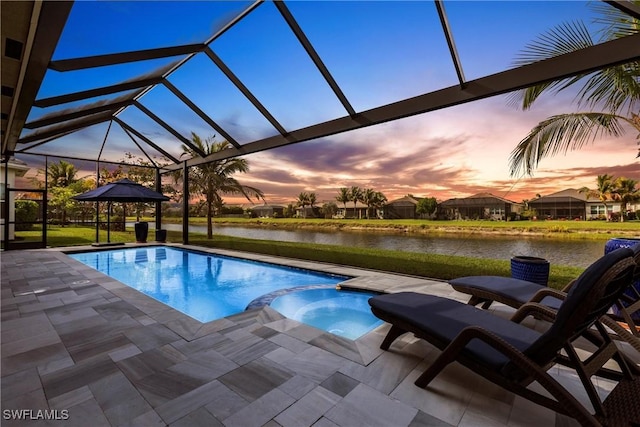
top-left (349, 186), bottom-right (363, 219)
top-left (335, 187), bottom-right (350, 217)
top-left (321, 202), bottom-right (338, 219)
top-left (308, 192), bottom-right (317, 213)
top-left (296, 192), bottom-right (311, 218)
top-left (612, 177), bottom-right (640, 221)
top-left (416, 197), bottom-right (438, 218)
top-left (370, 191), bottom-right (387, 219)
top-left (47, 160), bottom-right (78, 188)
top-left (579, 174), bottom-right (615, 221)
top-left (283, 203), bottom-right (296, 218)
top-left (177, 133), bottom-right (264, 239)
top-left (362, 188), bottom-right (376, 219)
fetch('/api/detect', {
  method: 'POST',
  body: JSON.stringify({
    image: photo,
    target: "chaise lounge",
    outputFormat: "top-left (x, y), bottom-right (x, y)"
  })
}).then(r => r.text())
top-left (368, 247), bottom-right (639, 426)
top-left (449, 244), bottom-right (640, 352)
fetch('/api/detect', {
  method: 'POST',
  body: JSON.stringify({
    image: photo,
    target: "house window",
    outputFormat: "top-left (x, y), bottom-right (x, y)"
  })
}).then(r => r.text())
top-left (590, 205), bottom-right (607, 215)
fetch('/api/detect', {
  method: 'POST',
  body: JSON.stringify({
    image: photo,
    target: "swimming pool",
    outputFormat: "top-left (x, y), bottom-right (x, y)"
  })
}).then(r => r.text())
top-left (269, 288), bottom-right (384, 340)
top-left (69, 246), bottom-right (349, 323)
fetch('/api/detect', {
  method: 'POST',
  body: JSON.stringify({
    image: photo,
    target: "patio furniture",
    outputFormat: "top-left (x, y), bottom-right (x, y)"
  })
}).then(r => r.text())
top-left (368, 248), bottom-right (638, 426)
top-left (449, 244), bottom-right (640, 352)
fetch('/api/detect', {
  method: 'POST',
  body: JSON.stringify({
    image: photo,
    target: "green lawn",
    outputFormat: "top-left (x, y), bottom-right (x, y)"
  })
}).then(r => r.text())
top-left (19, 225), bottom-right (584, 289)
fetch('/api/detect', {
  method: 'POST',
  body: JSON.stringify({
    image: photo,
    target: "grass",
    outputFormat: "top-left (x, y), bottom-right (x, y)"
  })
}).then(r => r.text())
top-left (20, 225), bottom-right (584, 289)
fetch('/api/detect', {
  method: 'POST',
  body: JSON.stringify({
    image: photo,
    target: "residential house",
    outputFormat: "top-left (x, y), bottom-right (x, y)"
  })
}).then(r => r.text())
top-left (250, 204), bottom-right (285, 218)
top-left (529, 188), bottom-right (626, 220)
top-left (440, 193), bottom-right (523, 221)
top-left (384, 195), bottom-right (420, 219)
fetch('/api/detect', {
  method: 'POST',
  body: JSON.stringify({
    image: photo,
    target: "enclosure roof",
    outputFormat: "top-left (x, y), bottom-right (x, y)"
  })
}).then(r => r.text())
top-left (2, 0), bottom-right (640, 171)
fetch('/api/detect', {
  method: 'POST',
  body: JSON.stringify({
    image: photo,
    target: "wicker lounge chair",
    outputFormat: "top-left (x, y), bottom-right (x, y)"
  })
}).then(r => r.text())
top-left (368, 248), bottom-right (638, 426)
top-left (449, 244), bottom-right (640, 352)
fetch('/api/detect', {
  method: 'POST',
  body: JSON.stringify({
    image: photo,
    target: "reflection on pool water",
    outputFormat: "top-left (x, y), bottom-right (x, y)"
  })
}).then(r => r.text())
top-left (68, 246), bottom-right (348, 323)
top-left (269, 288), bottom-right (384, 340)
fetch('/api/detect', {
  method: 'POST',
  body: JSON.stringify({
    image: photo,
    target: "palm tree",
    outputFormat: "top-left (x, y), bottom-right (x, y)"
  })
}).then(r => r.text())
top-left (361, 188), bottom-right (375, 219)
top-left (349, 186), bottom-right (363, 219)
top-left (335, 187), bottom-right (350, 218)
top-left (47, 160), bottom-right (78, 188)
top-left (579, 174), bottom-right (615, 221)
top-left (308, 192), bottom-right (317, 216)
top-left (612, 177), bottom-right (640, 221)
top-left (370, 191), bottom-right (387, 219)
top-left (179, 133), bottom-right (264, 239)
top-left (296, 192), bottom-right (310, 218)
top-left (508, 2), bottom-right (639, 177)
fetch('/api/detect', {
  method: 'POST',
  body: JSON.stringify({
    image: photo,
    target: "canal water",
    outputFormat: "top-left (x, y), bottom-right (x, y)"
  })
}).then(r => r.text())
top-left (153, 223), bottom-right (611, 268)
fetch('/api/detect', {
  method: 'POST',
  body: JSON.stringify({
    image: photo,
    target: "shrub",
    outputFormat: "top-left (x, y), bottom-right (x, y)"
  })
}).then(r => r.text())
top-left (14, 200), bottom-right (39, 231)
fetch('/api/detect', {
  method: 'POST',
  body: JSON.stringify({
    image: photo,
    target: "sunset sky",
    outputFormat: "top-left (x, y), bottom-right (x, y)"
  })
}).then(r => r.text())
top-left (18, 1), bottom-right (639, 206)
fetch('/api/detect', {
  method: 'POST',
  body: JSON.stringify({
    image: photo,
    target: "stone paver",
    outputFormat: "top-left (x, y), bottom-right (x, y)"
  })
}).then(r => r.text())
top-left (0, 245), bottom-right (626, 426)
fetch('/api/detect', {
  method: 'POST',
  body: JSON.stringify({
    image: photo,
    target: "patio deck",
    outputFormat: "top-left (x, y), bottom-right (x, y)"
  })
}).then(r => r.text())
top-left (0, 244), bottom-right (627, 426)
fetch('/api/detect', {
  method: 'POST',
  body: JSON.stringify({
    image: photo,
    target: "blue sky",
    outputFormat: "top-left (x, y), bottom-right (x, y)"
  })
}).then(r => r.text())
top-left (20, 1), bottom-right (639, 205)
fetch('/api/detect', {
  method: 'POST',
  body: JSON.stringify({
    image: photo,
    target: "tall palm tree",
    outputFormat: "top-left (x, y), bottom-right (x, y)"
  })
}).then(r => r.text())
top-left (508, 2), bottom-right (639, 177)
top-left (349, 186), bottom-right (363, 219)
top-left (336, 187), bottom-right (350, 218)
top-left (370, 191), bottom-right (387, 219)
top-left (296, 192), bottom-right (310, 218)
top-left (612, 177), bottom-right (640, 221)
top-left (579, 174), bottom-right (615, 221)
top-left (308, 192), bottom-right (317, 214)
top-left (362, 188), bottom-right (376, 219)
top-left (179, 133), bottom-right (264, 239)
top-left (47, 160), bottom-right (78, 188)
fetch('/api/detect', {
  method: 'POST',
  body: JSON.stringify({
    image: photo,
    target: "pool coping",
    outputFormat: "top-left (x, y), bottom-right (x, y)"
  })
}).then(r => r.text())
top-left (51, 242), bottom-right (455, 365)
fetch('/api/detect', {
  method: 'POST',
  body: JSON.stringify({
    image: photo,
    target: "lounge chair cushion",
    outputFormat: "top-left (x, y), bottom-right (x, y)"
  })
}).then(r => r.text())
top-left (368, 292), bottom-right (542, 371)
top-left (449, 275), bottom-right (563, 310)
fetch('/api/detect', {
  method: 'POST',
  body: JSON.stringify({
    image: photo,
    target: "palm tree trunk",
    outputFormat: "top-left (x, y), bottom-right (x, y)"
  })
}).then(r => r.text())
top-left (207, 200), bottom-right (213, 239)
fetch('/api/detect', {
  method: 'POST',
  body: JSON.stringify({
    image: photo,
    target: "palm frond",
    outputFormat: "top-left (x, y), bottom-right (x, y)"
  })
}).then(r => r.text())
top-left (590, 1), bottom-right (640, 40)
top-left (574, 62), bottom-right (640, 114)
top-left (509, 112), bottom-right (627, 176)
top-left (511, 21), bottom-right (594, 109)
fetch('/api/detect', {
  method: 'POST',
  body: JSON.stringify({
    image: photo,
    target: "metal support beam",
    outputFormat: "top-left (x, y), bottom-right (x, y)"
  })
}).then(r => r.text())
top-left (113, 118), bottom-right (180, 164)
top-left (603, 0), bottom-right (640, 19)
top-left (435, 0), bottom-right (466, 87)
top-left (25, 100), bottom-right (131, 129)
top-left (203, 47), bottom-right (288, 135)
top-left (133, 101), bottom-right (206, 157)
top-left (182, 161), bottom-right (189, 245)
top-left (167, 33), bottom-right (640, 170)
top-left (2, 1), bottom-right (73, 157)
top-left (162, 80), bottom-right (241, 149)
top-left (119, 125), bottom-right (159, 168)
top-left (49, 44), bottom-right (206, 71)
top-left (34, 77), bottom-right (164, 108)
top-left (18, 113), bottom-right (113, 144)
top-left (274, 0), bottom-right (356, 117)
top-left (155, 168), bottom-right (162, 237)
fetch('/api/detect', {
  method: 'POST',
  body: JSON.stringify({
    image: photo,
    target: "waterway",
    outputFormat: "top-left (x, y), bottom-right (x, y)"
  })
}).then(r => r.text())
top-left (151, 223), bottom-right (609, 268)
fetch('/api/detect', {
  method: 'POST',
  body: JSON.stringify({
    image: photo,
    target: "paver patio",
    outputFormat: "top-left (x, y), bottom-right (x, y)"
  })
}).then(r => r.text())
top-left (1, 244), bottom-right (632, 426)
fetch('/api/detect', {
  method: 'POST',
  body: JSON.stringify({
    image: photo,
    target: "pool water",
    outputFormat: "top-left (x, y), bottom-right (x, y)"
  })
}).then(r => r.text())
top-left (69, 246), bottom-right (348, 323)
top-left (270, 288), bottom-right (384, 340)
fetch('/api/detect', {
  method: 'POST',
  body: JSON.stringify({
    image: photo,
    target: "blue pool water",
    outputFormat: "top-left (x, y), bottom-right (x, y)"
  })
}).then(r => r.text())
top-left (69, 246), bottom-right (348, 323)
top-left (270, 288), bottom-right (384, 340)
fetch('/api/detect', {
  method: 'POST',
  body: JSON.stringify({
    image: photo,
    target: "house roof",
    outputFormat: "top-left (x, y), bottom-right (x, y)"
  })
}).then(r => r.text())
top-left (441, 193), bottom-right (520, 207)
top-left (2, 1), bottom-right (639, 173)
top-left (529, 188), bottom-right (588, 204)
